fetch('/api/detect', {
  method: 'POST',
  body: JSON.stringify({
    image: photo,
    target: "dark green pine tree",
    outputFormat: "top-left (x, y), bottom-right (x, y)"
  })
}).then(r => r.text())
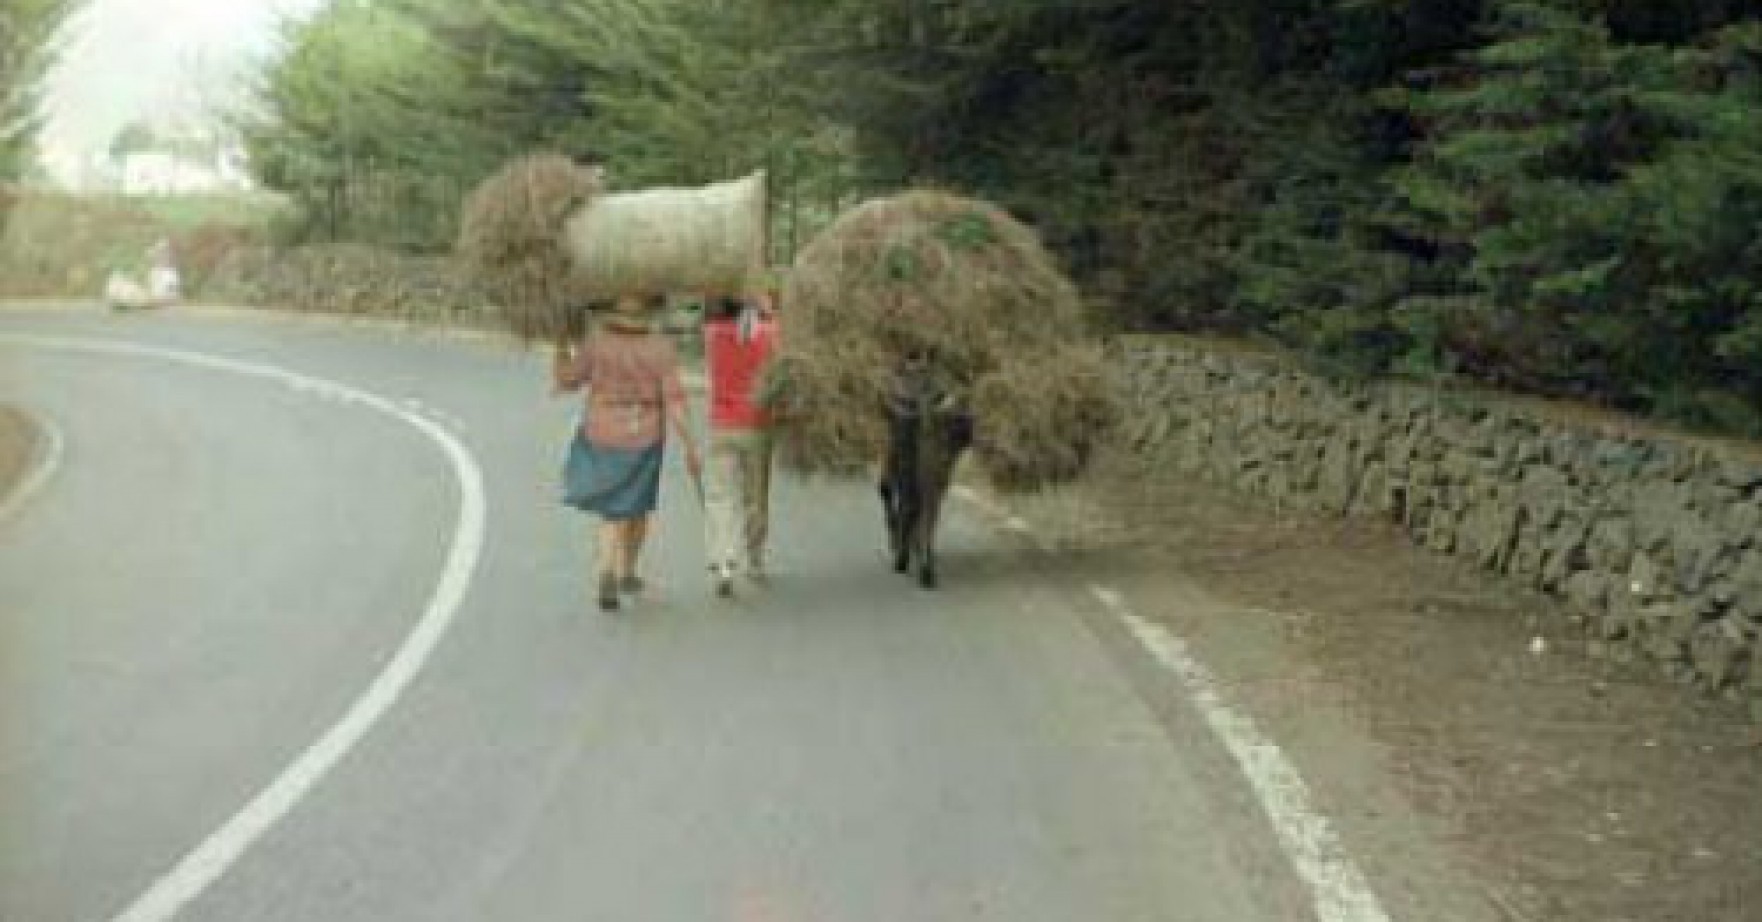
top-left (1616, 21), bottom-right (1762, 433)
top-left (1393, 1), bottom-right (1762, 430)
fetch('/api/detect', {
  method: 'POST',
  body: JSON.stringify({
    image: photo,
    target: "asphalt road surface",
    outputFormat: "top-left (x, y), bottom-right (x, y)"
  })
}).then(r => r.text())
top-left (2, 306), bottom-right (1330, 922)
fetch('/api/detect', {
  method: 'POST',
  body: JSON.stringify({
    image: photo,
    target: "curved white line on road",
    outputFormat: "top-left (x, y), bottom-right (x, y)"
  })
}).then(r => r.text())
top-left (1100, 592), bottom-right (1392, 922)
top-left (950, 485), bottom-right (1392, 922)
top-left (0, 406), bottom-right (67, 523)
top-left (0, 333), bottom-right (488, 922)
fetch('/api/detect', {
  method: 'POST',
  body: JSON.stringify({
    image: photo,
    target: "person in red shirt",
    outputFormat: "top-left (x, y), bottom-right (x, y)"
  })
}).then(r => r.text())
top-left (702, 289), bottom-right (779, 596)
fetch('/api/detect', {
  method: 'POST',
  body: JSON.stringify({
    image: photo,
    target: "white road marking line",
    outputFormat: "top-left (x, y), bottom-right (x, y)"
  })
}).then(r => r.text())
top-left (0, 334), bottom-right (488, 922)
top-left (1090, 585), bottom-right (1393, 922)
top-left (0, 406), bottom-right (66, 523)
top-left (398, 397), bottom-right (469, 433)
top-left (949, 483), bottom-right (1391, 920)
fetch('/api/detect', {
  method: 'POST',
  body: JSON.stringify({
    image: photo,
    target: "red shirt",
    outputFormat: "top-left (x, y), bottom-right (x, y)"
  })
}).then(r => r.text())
top-left (705, 312), bottom-right (777, 430)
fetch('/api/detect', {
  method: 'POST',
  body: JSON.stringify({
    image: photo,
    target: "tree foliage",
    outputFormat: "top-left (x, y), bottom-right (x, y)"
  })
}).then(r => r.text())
top-left (241, 0), bottom-right (848, 255)
top-left (244, 0), bottom-right (1762, 433)
top-left (1389, 3), bottom-right (1762, 428)
top-left (0, 0), bottom-right (81, 182)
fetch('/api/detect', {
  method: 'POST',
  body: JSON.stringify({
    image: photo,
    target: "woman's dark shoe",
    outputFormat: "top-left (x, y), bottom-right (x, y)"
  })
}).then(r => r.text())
top-left (619, 575), bottom-right (645, 595)
top-left (597, 575), bottom-right (620, 612)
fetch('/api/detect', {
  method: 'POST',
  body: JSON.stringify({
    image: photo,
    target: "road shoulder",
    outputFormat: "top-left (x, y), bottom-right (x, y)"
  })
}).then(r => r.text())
top-left (0, 403), bottom-right (46, 513)
top-left (982, 448), bottom-right (1762, 922)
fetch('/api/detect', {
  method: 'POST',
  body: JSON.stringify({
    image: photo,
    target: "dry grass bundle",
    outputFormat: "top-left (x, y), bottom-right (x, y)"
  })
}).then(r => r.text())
top-left (971, 344), bottom-right (1116, 492)
top-left (457, 153), bottom-right (602, 341)
top-left (760, 348), bottom-right (890, 476)
top-left (564, 171), bottom-right (766, 299)
top-left (773, 189), bottom-right (1117, 490)
top-left (460, 159), bottom-right (767, 341)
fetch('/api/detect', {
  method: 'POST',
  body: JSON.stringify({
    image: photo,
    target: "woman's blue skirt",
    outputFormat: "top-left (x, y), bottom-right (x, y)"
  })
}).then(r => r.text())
top-left (562, 431), bottom-right (664, 521)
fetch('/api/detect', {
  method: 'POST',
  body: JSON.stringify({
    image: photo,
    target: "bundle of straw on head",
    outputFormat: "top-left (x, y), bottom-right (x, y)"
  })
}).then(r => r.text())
top-left (564, 172), bottom-right (766, 301)
top-left (457, 153), bottom-right (602, 342)
top-left (772, 189), bottom-right (1117, 491)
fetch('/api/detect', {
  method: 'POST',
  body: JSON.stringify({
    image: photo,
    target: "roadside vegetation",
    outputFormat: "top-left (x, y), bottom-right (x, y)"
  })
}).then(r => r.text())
top-left (235, 0), bottom-right (1762, 436)
top-left (5, 1), bottom-right (1761, 436)
top-left (0, 0), bottom-right (79, 187)
top-left (0, 190), bottom-right (282, 298)
top-left (1, 0), bottom-right (81, 240)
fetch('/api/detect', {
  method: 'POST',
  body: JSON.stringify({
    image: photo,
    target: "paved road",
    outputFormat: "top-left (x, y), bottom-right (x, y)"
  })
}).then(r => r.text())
top-left (1, 307), bottom-right (1312, 922)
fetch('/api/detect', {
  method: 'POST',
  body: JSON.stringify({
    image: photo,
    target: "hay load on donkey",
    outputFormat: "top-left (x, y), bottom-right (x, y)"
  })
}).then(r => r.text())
top-left (458, 154), bottom-right (766, 341)
top-left (769, 189), bottom-right (1116, 493)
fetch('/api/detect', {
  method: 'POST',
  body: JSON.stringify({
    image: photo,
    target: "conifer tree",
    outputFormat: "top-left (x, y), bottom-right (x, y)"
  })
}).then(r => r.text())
top-left (1, 0), bottom-right (81, 183)
top-left (1393, 2), bottom-right (1762, 429)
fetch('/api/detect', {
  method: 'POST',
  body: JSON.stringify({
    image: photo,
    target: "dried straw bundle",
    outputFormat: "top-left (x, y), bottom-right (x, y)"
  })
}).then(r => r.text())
top-left (773, 190), bottom-right (1116, 491)
top-left (564, 171), bottom-right (767, 299)
top-left (970, 344), bottom-right (1116, 492)
top-left (457, 154), bottom-right (601, 342)
top-left (761, 345), bottom-right (892, 476)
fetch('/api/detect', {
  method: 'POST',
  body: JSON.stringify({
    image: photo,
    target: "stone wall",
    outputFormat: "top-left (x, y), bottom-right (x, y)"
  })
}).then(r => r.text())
top-left (202, 244), bottom-right (493, 325)
top-left (1113, 336), bottom-right (1762, 702)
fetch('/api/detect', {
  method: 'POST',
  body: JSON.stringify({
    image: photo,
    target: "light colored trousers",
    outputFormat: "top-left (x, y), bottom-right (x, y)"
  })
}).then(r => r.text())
top-left (703, 429), bottom-right (774, 570)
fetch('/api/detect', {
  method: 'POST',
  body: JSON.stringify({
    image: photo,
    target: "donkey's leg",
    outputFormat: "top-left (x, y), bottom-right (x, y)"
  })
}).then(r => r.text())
top-left (880, 427), bottom-right (913, 575)
top-left (879, 478), bottom-right (909, 573)
top-left (896, 482), bottom-right (921, 577)
top-left (915, 506), bottom-right (939, 590)
top-left (916, 451), bottom-right (956, 591)
top-left (885, 410), bottom-right (927, 576)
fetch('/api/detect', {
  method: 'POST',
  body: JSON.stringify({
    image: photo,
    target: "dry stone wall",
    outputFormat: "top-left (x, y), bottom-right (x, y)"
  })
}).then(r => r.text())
top-left (202, 245), bottom-right (493, 325)
top-left (1113, 336), bottom-right (1762, 702)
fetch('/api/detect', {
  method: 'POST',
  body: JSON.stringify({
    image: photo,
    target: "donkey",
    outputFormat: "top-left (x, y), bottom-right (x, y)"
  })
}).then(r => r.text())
top-left (878, 353), bottom-right (974, 589)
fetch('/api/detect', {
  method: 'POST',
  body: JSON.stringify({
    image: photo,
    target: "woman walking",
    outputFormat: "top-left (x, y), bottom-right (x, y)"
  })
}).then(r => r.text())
top-left (554, 293), bottom-right (701, 612)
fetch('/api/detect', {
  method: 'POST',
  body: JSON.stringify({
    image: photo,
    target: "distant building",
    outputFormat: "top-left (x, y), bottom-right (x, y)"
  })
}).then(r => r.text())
top-left (122, 151), bottom-right (210, 194)
top-left (118, 147), bottom-right (252, 195)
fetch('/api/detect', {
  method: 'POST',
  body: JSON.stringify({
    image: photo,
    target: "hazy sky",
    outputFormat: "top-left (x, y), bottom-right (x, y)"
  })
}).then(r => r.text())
top-left (42, 0), bottom-right (328, 165)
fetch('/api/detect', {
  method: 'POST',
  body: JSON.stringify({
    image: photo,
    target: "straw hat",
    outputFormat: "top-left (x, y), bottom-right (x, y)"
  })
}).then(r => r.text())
top-left (603, 291), bottom-right (662, 332)
top-left (611, 292), bottom-right (644, 314)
